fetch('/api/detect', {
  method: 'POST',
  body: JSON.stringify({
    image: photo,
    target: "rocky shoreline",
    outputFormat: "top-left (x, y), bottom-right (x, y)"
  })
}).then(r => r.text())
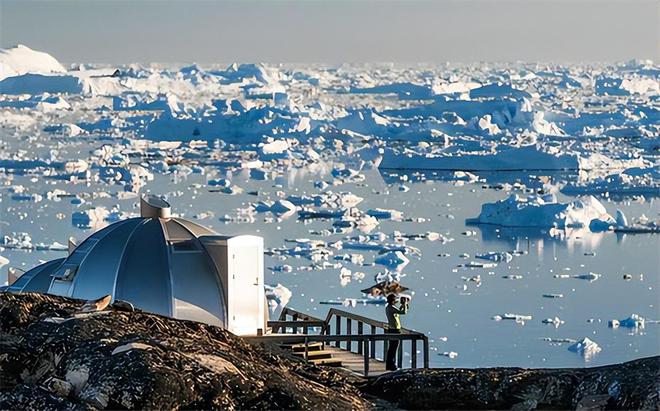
top-left (1, 293), bottom-right (658, 410)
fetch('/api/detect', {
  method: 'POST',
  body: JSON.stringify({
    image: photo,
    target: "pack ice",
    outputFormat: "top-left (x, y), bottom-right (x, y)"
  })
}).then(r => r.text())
top-left (0, 45), bottom-right (658, 367)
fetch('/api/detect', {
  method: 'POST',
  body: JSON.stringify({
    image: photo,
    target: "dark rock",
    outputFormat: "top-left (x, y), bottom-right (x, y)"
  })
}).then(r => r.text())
top-left (110, 299), bottom-right (135, 312)
top-left (0, 292), bottom-right (372, 410)
top-left (362, 358), bottom-right (660, 410)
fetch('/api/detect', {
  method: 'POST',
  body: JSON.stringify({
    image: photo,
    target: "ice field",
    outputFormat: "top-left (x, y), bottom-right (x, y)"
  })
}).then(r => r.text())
top-left (1, 45), bottom-right (658, 367)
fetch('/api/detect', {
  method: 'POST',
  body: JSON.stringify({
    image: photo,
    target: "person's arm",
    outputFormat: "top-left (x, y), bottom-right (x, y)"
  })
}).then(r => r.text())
top-left (390, 304), bottom-right (408, 315)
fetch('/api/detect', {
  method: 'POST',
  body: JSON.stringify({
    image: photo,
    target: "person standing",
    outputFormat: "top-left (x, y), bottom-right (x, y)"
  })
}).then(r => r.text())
top-left (385, 293), bottom-right (409, 371)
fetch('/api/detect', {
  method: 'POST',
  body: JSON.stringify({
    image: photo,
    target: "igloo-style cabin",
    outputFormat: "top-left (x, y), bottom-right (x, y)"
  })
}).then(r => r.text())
top-left (7, 196), bottom-right (267, 336)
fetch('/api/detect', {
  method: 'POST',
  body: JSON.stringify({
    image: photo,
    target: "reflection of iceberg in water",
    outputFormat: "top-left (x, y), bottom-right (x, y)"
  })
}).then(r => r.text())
top-left (379, 169), bottom-right (578, 191)
top-left (475, 224), bottom-right (607, 255)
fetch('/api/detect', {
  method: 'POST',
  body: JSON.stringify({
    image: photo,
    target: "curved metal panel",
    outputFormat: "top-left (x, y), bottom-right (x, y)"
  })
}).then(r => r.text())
top-left (70, 218), bottom-right (144, 300)
top-left (163, 219), bottom-right (197, 241)
top-left (8, 258), bottom-right (64, 293)
top-left (172, 218), bottom-right (217, 237)
top-left (114, 218), bottom-right (172, 316)
top-left (168, 245), bottom-right (226, 326)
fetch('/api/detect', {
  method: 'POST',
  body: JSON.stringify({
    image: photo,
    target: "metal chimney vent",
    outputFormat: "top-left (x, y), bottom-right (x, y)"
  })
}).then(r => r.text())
top-left (140, 195), bottom-right (171, 219)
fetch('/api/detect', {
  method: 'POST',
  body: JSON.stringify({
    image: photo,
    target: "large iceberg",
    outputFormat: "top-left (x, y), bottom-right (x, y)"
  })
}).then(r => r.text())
top-left (467, 194), bottom-right (615, 230)
top-left (0, 45), bottom-right (66, 81)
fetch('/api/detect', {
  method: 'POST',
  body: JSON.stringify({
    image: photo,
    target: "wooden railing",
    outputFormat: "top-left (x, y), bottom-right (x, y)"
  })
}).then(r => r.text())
top-left (270, 307), bottom-right (326, 334)
top-left (322, 308), bottom-right (429, 371)
top-left (261, 306), bottom-right (429, 376)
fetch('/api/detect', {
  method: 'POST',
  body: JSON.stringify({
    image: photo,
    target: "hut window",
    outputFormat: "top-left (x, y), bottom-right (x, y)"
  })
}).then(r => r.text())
top-left (52, 264), bottom-right (78, 281)
top-left (171, 240), bottom-right (201, 252)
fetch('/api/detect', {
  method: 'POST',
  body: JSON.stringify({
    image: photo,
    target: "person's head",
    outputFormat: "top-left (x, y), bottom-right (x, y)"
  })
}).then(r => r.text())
top-left (387, 294), bottom-right (397, 304)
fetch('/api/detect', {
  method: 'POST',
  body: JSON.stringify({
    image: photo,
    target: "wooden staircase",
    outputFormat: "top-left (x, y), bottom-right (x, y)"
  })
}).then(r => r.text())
top-left (280, 341), bottom-right (343, 367)
top-left (253, 307), bottom-right (429, 377)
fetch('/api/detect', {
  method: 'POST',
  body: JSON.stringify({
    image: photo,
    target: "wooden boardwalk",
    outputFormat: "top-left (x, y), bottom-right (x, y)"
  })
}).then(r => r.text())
top-left (322, 346), bottom-right (388, 377)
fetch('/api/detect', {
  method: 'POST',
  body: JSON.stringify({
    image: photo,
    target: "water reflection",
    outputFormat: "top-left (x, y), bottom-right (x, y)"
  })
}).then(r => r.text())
top-left (379, 168), bottom-right (579, 190)
top-left (473, 223), bottom-right (607, 255)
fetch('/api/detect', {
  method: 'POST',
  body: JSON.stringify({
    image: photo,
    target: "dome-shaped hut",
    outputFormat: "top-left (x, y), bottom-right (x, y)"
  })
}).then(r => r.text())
top-left (7, 196), bottom-right (266, 335)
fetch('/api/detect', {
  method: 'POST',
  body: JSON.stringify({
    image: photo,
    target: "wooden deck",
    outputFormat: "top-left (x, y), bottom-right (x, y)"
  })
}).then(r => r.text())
top-left (253, 307), bottom-right (429, 377)
top-left (322, 346), bottom-right (388, 377)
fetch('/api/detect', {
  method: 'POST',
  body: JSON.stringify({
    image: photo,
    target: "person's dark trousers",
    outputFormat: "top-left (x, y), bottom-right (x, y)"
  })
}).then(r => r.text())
top-left (385, 328), bottom-right (401, 371)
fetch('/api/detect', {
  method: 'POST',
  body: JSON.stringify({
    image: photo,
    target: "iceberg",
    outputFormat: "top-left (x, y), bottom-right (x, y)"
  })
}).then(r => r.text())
top-left (0, 45), bottom-right (66, 81)
top-left (567, 337), bottom-right (602, 360)
top-left (467, 194), bottom-right (615, 230)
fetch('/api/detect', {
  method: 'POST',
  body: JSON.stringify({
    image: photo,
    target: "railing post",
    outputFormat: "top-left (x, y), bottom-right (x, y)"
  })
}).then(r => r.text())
top-left (346, 318), bottom-right (352, 352)
top-left (411, 338), bottom-right (417, 368)
top-left (335, 315), bottom-right (341, 348)
top-left (397, 336), bottom-right (403, 369)
top-left (293, 313), bottom-right (298, 334)
top-left (370, 325), bottom-right (376, 359)
top-left (304, 336), bottom-right (309, 360)
top-left (423, 337), bottom-right (429, 368)
top-left (357, 322), bottom-right (364, 354)
top-left (363, 337), bottom-right (370, 377)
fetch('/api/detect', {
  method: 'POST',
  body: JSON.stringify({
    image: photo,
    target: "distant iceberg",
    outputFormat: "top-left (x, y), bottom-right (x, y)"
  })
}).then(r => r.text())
top-left (0, 44), bottom-right (66, 81)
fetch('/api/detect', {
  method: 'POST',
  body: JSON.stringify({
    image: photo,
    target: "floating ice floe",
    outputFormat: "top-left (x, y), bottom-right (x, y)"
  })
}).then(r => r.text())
top-left (459, 261), bottom-right (497, 268)
top-left (542, 317), bottom-right (565, 327)
top-left (543, 293), bottom-right (564, 299)
top-left (1, 232), bottom-right (67, 252)
top-left (612, 210), bottom-right (660, 233)
top-left (366, 208), bottom-right (403, 220)
top-left (553, 272), bottom-right (601, 282)
top-left (492, 313), bottom-right (532, 323)
top-left (374, 250), bottom-right (410, 270)
top-left (608, 314), bottom-right (648, 329)
top-left (475, 251), bottom-right (513, 262)
top-left (567, 337), bottom-right (601, 360)
top-left (562, 167), bottom-right (660, 198)
top-left (253, 200), bottom-right (297, 215)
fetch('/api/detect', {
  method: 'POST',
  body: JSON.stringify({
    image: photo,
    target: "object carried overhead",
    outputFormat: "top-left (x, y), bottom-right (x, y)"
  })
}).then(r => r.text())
top-left (361, 281), bottom-right (410, 297)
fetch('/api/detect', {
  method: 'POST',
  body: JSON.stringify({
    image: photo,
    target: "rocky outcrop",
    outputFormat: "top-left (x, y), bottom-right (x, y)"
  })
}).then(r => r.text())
top-left (362, 358), bottom-right (660, 410)
top-left (0, 292), bottom-right (372, 410)
top-left (1, 292), bottom-right (658, 410)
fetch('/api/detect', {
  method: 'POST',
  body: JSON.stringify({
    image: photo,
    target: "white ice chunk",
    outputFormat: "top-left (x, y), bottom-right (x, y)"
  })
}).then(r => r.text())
top-left (567, 337), bottom-right (601, 360)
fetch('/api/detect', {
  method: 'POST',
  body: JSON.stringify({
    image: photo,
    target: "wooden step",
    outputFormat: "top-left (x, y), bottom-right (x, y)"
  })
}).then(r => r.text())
top-left (292, 350), bottom-right (333, 360)
top-left (308, 358), bottom-right (343, 367)
top-left (281, 342), bottom-right (324, 352)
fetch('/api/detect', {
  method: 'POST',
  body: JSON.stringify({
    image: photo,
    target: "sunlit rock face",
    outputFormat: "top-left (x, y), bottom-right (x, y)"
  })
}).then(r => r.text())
top-left (0, 292), bottom-right (372, 410)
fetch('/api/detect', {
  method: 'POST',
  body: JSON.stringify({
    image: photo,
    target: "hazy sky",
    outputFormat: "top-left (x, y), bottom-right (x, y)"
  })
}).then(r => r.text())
top-left (1, 0), bottom-right (658, 64)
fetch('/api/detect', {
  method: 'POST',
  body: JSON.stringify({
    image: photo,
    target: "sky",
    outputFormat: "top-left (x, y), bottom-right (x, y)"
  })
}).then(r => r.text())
top-left (0, 0), bottom-right (658, 64)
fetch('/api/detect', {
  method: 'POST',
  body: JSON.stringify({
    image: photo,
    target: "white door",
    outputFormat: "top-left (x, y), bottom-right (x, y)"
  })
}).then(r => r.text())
top-left (228, 242), bottom-right (262, 335)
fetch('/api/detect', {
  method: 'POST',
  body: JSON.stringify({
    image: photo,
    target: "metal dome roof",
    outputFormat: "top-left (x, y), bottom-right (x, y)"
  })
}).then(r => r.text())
top-left (11, 197), bottom-right (232, 327)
